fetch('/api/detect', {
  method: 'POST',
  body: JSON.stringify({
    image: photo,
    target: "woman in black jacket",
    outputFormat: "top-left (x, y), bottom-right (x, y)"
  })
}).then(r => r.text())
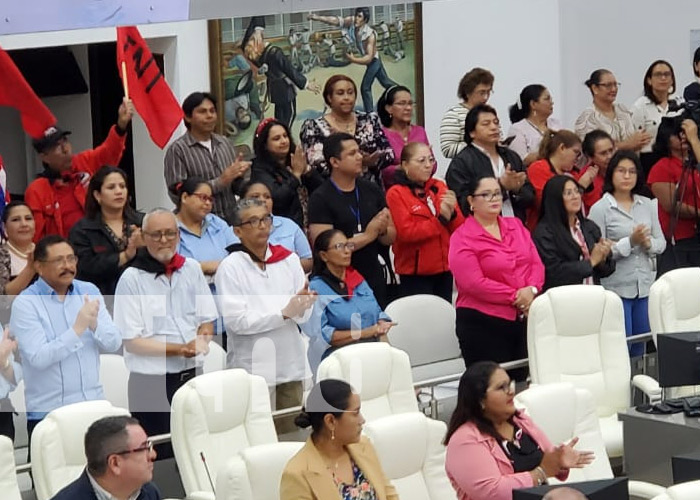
top-left (533, 175), bottom-right (615, 291)
top-left (445, 103), bottom-right (535, 223)
top-left (250, 118), bottom-right (323, 229)
top-left (69, 166), bottom-right (144, 298)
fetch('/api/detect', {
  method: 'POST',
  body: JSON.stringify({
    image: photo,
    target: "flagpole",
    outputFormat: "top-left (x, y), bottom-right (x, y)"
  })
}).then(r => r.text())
top-left (120, 61), bottom-right (130, 99)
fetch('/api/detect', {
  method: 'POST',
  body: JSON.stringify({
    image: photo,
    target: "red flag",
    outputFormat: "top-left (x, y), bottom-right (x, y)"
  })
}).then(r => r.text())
top-left (0, 45), bottom-right (56, 139)
top-left (117, 26), bottom-right (182, 149)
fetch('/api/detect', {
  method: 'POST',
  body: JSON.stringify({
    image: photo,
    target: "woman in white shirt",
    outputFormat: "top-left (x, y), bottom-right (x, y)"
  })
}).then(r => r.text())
top-left (631, 60), bottom-right (683, 179)
top-left (507, 84), bottom-right (562, 166)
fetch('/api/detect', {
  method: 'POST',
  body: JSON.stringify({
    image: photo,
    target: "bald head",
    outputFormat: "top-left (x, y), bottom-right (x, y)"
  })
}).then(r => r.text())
top-left (542, 487), bottom-right (589, 500)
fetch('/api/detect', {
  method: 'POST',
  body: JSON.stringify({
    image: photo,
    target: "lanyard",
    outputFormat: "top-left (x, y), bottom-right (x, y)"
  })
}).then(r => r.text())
top-left (330, 179), bottom-right (362, 232)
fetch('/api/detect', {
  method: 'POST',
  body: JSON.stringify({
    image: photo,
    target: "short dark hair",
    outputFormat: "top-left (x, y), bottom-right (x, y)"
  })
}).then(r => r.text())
top-left (85, 166), bottom-right (132, 219)
top-left (239, 180), bottom-right (272, 200)
top-left (354, 7), bottom-right (371, 22)
top-left (643, 60), bottom-right (676, 105)
top-left (584, 69), bottom-right (612, 96)
top-left (311, 228), bottom-right (345, 276)
top-left (294, 379), bottom-right (354, 436)
top-left (457, 68), bottom-right (494, 102)
top-left (322, 75), bottom-right (358, 107)
top-left (376, 85), bottom-right (411, 126)
top-left (582, 129), bottom-right (614, 158)
top-left (85, 416), bottom-right (140, 477)
top-left (603, 150), bottom-right (645, 196)
top-left (323, 132), bottom-right (355, 167)
top-left (693, 47), bottom-right (700, 77)
top-left (182, 92), bottom-right (217, 130)
top-left (253, 119), bottom-right (295, 168)
top-left (508, 84), bottom-right (547, 124)
top-left (169, 177), bottom-right (210, 211)
top-left (652, 116), bottom-right (679, 158)
top-left (464, 104), bottom-right (498, 144)
top-left (34, 235), bottom-right (73, 262)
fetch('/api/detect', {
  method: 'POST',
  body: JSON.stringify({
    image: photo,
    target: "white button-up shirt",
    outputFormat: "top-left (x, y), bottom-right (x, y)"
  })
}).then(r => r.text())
top-left (215, 247), bottom-right (309, 386)
top-left (113, 259), bottom-right (218, 375)
top-left (632, 95), bottom-right (683, 153)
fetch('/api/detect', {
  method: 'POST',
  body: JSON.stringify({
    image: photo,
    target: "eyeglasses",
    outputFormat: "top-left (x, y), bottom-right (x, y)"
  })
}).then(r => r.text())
top-left (410, 155), bottom-right (435, 165)
top-left (596, 82), bottom-right (620, 89)
top-left (563, 187), bottom-right (584, 198)
top-left (489, 380), bottom-right (516, 394)
top-left (113, 440), bottom-right (154, 457)
top-left (237, 214), bottom-right (273, 228)
top-left (144, 230), bottom-right (179, 241)
top-left (474, 89), bottom-right (494, 97)
top-left (190, 192), bottom-right (214, 204)
top-left (652, 71), bottom-right (672, 79)
top-left (615, 168), bottom-right (638, 176)
top-left (330, 242), bottom-right (356, 251)
top-left (41, 255), bottom-right (78, 266)
top-left (472, 191), bottom-right (503, 201)
top-left (393, 100), bottom-right (414, 107)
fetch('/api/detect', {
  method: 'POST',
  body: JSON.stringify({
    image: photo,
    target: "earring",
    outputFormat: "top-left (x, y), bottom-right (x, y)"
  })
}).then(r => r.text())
top-left (469, 205), bottom-right (474, 212)
top-left (389, 113), bottom-right (393, 119)
top-left (331, 428), bottom-right (335, 440)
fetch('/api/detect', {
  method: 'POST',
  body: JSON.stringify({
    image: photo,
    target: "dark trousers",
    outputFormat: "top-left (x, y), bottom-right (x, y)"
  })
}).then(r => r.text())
top-left (398, 272), bottom-right (453, 304)
top-left (129, 368), bottom-right (196, 460)
top-left (657, 237), bottom-right (700, 277)
top-left (273, 96), bottom-right (296, 129)
top-left (456, 307), bottom-right (528, 381)
top-left (26, 418), bottom-right (41, 465)
top-left (0, 399), bottom-right (15, 442)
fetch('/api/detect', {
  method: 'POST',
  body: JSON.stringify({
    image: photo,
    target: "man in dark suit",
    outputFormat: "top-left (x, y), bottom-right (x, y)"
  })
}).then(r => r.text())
top-left (50, 415), bottom-right (161, 500)
top-left (242, 16), bottom-right (320, 128)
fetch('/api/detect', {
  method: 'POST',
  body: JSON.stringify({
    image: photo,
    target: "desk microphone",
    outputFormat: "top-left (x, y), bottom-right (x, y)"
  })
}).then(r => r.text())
top-left (200, 451), bottom-right (216, 494)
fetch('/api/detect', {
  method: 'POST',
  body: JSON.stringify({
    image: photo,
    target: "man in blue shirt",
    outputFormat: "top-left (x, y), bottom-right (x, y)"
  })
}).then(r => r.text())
top-left (10, 235), bottom-right (121, 441)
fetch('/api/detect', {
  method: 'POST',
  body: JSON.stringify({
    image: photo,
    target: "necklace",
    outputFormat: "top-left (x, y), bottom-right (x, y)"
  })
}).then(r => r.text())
top-left (526, 119), bottom-right (547, 136)
top-left (328, 113), bottom-right (355, 133)
top-left (6, 241), bottom-right (33, 258)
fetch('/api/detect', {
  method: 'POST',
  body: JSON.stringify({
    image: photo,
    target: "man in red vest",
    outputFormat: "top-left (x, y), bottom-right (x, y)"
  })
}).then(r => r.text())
top-left (25, 98), bottom-right (133, 241)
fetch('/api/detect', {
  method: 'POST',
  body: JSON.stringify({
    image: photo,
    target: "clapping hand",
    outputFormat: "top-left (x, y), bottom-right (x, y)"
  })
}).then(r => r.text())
top-left (557, 437), bottom-right (595, 470)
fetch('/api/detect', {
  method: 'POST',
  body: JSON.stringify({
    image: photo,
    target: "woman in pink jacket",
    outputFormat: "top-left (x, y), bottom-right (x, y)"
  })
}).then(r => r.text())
top-left (448, 175), bottom-right (543, 381)
top-left (444, 362), bottom-right (593, 500)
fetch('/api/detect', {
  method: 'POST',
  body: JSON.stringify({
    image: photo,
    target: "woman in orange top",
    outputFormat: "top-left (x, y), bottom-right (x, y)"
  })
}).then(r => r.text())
top-left (387, 142), bottom-right (464, 302)
top-left (526, 130), bottom-right (591, 229)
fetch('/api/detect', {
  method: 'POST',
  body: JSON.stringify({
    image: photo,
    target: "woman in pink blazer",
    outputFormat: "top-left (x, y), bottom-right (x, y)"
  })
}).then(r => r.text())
top-left (444, 362), bottom-right (593, 500)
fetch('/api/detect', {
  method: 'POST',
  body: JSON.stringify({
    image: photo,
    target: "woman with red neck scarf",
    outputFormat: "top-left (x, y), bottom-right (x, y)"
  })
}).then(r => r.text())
top-left (304, 228), bottom-right (394, 378)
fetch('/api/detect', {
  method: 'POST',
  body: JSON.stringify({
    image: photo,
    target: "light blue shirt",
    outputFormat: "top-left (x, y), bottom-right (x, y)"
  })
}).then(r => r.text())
top-left (304, 275), bottom-right (390, 376)
top-left (230, 215), bottom-right (311, 259)
top-left (10, 278), bottom-right (122, 420)
top-left (177, 213), bottom-right (236, 265)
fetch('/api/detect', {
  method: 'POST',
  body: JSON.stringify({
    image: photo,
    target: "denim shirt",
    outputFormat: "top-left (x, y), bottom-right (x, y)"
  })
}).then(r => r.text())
top-left (10, 278), bottom-right (122, 419)
top-left (588, 193), bottom-right (666, 298)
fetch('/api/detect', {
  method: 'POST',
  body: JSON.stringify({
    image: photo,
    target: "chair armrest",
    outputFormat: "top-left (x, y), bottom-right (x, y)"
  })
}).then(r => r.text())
top-left (632, 374), bottom-right (662, 402)
top-left (629, 479), bottom-right (667, 499)
top-left (185, 492), bottom-right (216, 500)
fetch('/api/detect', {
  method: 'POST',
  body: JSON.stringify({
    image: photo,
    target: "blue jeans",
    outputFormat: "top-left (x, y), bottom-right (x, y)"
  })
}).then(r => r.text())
top-left (622, 296), bottom-right (649, 357)
top-left (360, 57), bottom-right (397, 112)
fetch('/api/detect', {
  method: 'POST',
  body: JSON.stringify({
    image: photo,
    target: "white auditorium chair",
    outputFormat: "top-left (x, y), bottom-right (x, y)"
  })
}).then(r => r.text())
top-left (214, 441), bottom-right (304, 500)
top-left (648, 267), bottom-right (700, 397)
top-left (31, 400), bottom-right (130, 500)
top-left (316, 342), bottom-right (419, 422)
top-left (9, 378), bottom-right (27, 449)
top-left (99, 353), bottom-right (130, 409)
top-left (202, 341), bottom-right (227, 374)
top-left (385, 295), bottom-right (464, 416)
top-left (515, 383), bottom-right (665, 499)
top-left (0, 435), bottom-right (21, 500)
top-left (170, 368), bottom-right (278, 500)
top-left (652, 480), bottom-right (700, 500)
top-left (527, 285), bottom-right (660, 459)
top-left (363, 412), bottom-right (456, 500)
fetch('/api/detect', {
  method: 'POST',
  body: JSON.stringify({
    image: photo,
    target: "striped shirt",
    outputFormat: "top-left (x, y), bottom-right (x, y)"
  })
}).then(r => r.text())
top-left (439, 103), bottom-right (469, 159)
top-left (164, 131), bottom-right (241, 224)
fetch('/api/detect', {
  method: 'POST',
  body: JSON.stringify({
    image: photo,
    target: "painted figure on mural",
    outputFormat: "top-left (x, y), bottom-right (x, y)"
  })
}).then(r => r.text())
top-left (308, 7), bottom-right (398, 113)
